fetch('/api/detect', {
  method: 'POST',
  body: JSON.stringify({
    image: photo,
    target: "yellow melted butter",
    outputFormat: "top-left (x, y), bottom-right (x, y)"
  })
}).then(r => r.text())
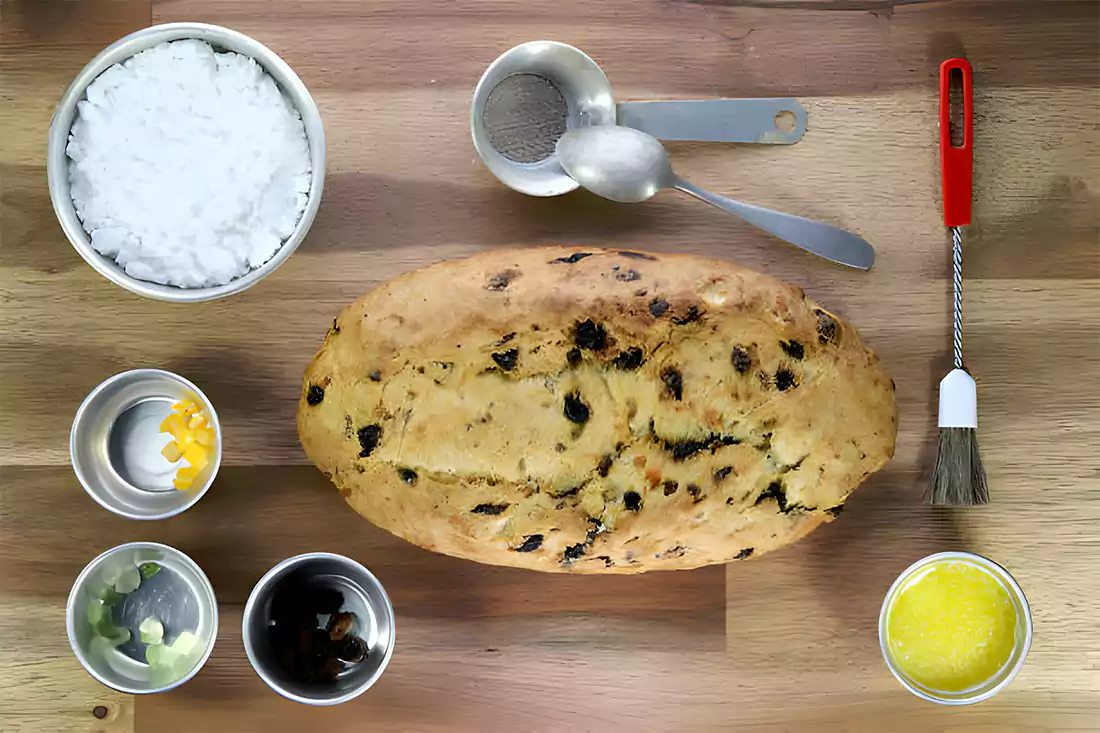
top-left (887, 560), bottom-right (1018, 692)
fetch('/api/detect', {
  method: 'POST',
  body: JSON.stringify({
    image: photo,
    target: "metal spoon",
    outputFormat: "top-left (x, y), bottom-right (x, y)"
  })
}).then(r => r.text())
top-left (555, 125), bottom-right (875, 269)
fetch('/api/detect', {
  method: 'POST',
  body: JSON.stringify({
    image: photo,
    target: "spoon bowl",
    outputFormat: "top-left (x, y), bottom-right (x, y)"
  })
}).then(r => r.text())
top-left (555, 125), bottom-right (672, 203)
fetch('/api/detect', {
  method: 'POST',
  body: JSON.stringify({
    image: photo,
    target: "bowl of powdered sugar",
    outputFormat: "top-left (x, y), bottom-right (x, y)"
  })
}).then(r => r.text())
top-left (48, 23), bottom-right (325, 301)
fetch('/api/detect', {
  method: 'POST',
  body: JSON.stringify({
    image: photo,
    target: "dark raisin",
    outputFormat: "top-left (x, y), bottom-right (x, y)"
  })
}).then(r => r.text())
top-left (336, 636), bottom-right (367, 663)
top-left (662, 480), bottom-right (679, 496)
top-left (306, 385), bottom-right (325, 406)
top-left (597, 455), bottom-right (613, 477)
top-left (471, 503), bottom-right (509, 515)
top-left (584, 519), bottom-right (607, 544)
top-left (398, 468), bottom-right (418, 485)
top-left (555, 442), bottom-right (567, 453)
top-left (815, 309), bottom-right (838, 344)
top-left (596, 555), bottom-right (614, 567)
top-left (615, 269), bottom-right (641, 282)
top-left (661, 367), bottom-right (683, 401)
top-left (492, 349), bottom-right (518, 371)
top-left (662, 434), bottom-right (740, 461)
top-left (515, 534), bottom-right (543, 552)
top-left (623, 491), bottom-right (643, 512)
top-left (618, 250), bottom-right (658, 260)
top-left (648, 298), bottom-right (670, 317)
top-left (326, 612), bottom-right (355, 641)
top-left (755, 481), bottom-right (788, 512)
top-left (662, 545), bottom-right (686, 558)
top-left (330, 318), bottom-right (340, 335)
top-left (357, 425), bottom-right (382, 457)
top-left (563, 392), bottom-right (590, 424)
top-left (486, 269), bottom-right (519, 291)
top-left (714, 466), bottom-right (734, 484)
top-left (825, 504), bottom-right (844, 517)
top-left (775, 368), bottom-right (797, 391)
top-left (734, 547), bottom-right (754, 560)
top-left (566, 348), bottom-right (583, 368)
top-left (730, 346), bottom-right (753, 374)
top-left (368, 370), bottom-right (382, 382)
top-left (672, 306), bottom-right (700, 325)
top-left (687, 484), bottom-right (703, 502)
top-left (573, 319), bottom-right (607, 351)
top-left (550, 252), bottom-right (594, 264)
top-left (551, 485), bottom-right (581, 499)
top-left (562, 543), bottom-right (587, 562)
top-left (780, 340), bottom-right (805, 360)
top-left (611, 347), bottom-right (644, 371)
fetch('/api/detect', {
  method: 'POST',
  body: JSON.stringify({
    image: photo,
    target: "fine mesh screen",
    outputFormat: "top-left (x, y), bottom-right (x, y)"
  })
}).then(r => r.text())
top-left (483, 74), bottom-right (569, 164)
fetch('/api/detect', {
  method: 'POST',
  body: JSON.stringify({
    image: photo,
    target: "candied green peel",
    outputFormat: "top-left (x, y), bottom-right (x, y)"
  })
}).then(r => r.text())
top-left (139, 617), bottom-right (164, 645)
top-left (85, 561), bottom-right (156, 646)
top-left (145, 630), bottom-right (203, 686)
top-left (84, 560), bottom-right (205, 683)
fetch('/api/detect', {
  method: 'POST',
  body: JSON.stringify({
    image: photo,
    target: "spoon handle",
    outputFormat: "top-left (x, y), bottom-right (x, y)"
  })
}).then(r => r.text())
top-left (672, 177), bottom-right (876, 270)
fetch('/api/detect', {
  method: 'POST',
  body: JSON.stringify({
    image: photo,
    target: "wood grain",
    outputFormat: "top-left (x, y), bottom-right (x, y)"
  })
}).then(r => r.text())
top-left (1, 0), bottom-right (1098, 731)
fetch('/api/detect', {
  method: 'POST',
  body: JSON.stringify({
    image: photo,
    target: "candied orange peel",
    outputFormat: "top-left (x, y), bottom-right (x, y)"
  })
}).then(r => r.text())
top-left (160, 399), bottom-right (214, 490)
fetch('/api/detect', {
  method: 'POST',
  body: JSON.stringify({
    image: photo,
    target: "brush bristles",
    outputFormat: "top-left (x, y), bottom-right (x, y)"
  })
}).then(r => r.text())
top-left (928, 427), bottom-right (989, 506)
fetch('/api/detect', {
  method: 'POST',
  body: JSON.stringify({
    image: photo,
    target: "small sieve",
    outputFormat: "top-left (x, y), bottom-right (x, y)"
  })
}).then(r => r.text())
top-left (472, 41), bottom-right (807, 197)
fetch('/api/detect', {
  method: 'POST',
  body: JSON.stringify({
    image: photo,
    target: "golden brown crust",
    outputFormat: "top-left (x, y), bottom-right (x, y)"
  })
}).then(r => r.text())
top-left (298, 247), bottom-right (897, 573)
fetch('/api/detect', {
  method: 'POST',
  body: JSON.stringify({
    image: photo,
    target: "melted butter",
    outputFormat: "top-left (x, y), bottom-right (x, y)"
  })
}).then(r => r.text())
top-left (887, 560), bottom-right (1018, 692)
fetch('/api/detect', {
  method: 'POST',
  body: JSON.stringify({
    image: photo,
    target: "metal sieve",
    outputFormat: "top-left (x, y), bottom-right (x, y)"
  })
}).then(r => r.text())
top-left (472, 41), bottom-right (807, 196)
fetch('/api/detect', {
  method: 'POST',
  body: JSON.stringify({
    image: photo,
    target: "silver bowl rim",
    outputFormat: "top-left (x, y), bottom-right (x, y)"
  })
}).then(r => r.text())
top-left (878, 550), bottom-right (1033, 705)
top-left (470, 39), bottom-right (614, 197)
top-left (241, 551), bottom-right (397, 706)
top-left (46, 21), bottom-right (326, 302)
top-left (66, 541), bottom-right (220, 695)
top-left (69, 368), bottom-right (223, 520)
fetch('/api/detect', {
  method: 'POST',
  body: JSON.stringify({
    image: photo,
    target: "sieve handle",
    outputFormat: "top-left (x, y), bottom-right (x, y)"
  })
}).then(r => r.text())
top-left (616, 98), bottom-right (806, 144)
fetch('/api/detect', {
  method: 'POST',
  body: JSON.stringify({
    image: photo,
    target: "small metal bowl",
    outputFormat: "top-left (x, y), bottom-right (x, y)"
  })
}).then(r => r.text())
top-left (471, 40), bottom-right (615, 197)
top-left (242, 553), bottom-right (395, 706)
top-left (879, 551), bottom-right (1032, 705)
top-left (71, 369), bottom-right (222, 520)
top-left (67, 542), bottom-right (218, 694)
top-left (47, 22), bottom-right (326, 302)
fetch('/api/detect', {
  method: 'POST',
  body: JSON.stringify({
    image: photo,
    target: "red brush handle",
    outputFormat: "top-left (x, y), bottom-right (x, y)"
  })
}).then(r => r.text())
top-left (940, 58), bottom-right (973, 227)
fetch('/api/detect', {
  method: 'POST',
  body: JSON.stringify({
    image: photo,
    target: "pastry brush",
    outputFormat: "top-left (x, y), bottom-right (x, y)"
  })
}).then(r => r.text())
top-left (929, 58), bottom-right (987, 506)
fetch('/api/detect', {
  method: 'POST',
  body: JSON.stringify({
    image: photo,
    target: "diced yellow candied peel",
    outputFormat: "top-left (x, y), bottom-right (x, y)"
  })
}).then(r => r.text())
top-left (183, 444), bottom-right (209, 472)
top-left (172, 400), bottom-right (200, 418)
top-left (160, 413), bottom-right (189, 441)
top-left (161, 441), bottom-right (183, 462)
top-left (161, 399), bottom-right (214, 490)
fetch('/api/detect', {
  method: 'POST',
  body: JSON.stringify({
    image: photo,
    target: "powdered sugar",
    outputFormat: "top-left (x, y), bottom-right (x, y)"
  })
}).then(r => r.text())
top-left (67, 39), bottom-right (311, 288)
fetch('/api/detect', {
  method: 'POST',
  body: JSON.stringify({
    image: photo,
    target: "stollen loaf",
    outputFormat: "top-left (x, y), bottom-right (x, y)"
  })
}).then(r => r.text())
top-left (298, 247), bottom-right (897, 573)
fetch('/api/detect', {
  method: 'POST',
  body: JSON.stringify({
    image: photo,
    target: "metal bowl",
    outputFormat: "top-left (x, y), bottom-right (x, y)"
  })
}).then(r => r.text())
top-left (67, 542), bottom-right (219, 694)
top-left (71, 369), bottom-right (222, 520)
top-left (46, 22), bottom-right (326, 302)
top-left (242, 553), bottom-right (396, 705)
top-left (879, 551), bottom-right (1032, 705)
top-left (471, 41), bottom-right (615, 197)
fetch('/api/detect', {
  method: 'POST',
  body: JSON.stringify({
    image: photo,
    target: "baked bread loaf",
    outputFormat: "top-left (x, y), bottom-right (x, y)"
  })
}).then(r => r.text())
top-left (298, 247), bottom-right (896, 573)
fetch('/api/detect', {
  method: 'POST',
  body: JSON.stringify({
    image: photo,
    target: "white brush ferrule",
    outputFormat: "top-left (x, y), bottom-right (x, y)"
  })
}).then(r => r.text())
top-left (938, 368), bottom-right (978, 428)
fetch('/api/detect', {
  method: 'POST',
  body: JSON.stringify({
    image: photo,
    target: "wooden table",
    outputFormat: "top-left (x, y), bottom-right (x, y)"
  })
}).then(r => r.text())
top-left (2, 1), bottom-right (1098, 731)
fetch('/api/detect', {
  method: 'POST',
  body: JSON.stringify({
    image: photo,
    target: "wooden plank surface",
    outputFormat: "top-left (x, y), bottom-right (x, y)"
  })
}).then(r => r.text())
top-left (1, 0), bottom-right (1098, 731)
